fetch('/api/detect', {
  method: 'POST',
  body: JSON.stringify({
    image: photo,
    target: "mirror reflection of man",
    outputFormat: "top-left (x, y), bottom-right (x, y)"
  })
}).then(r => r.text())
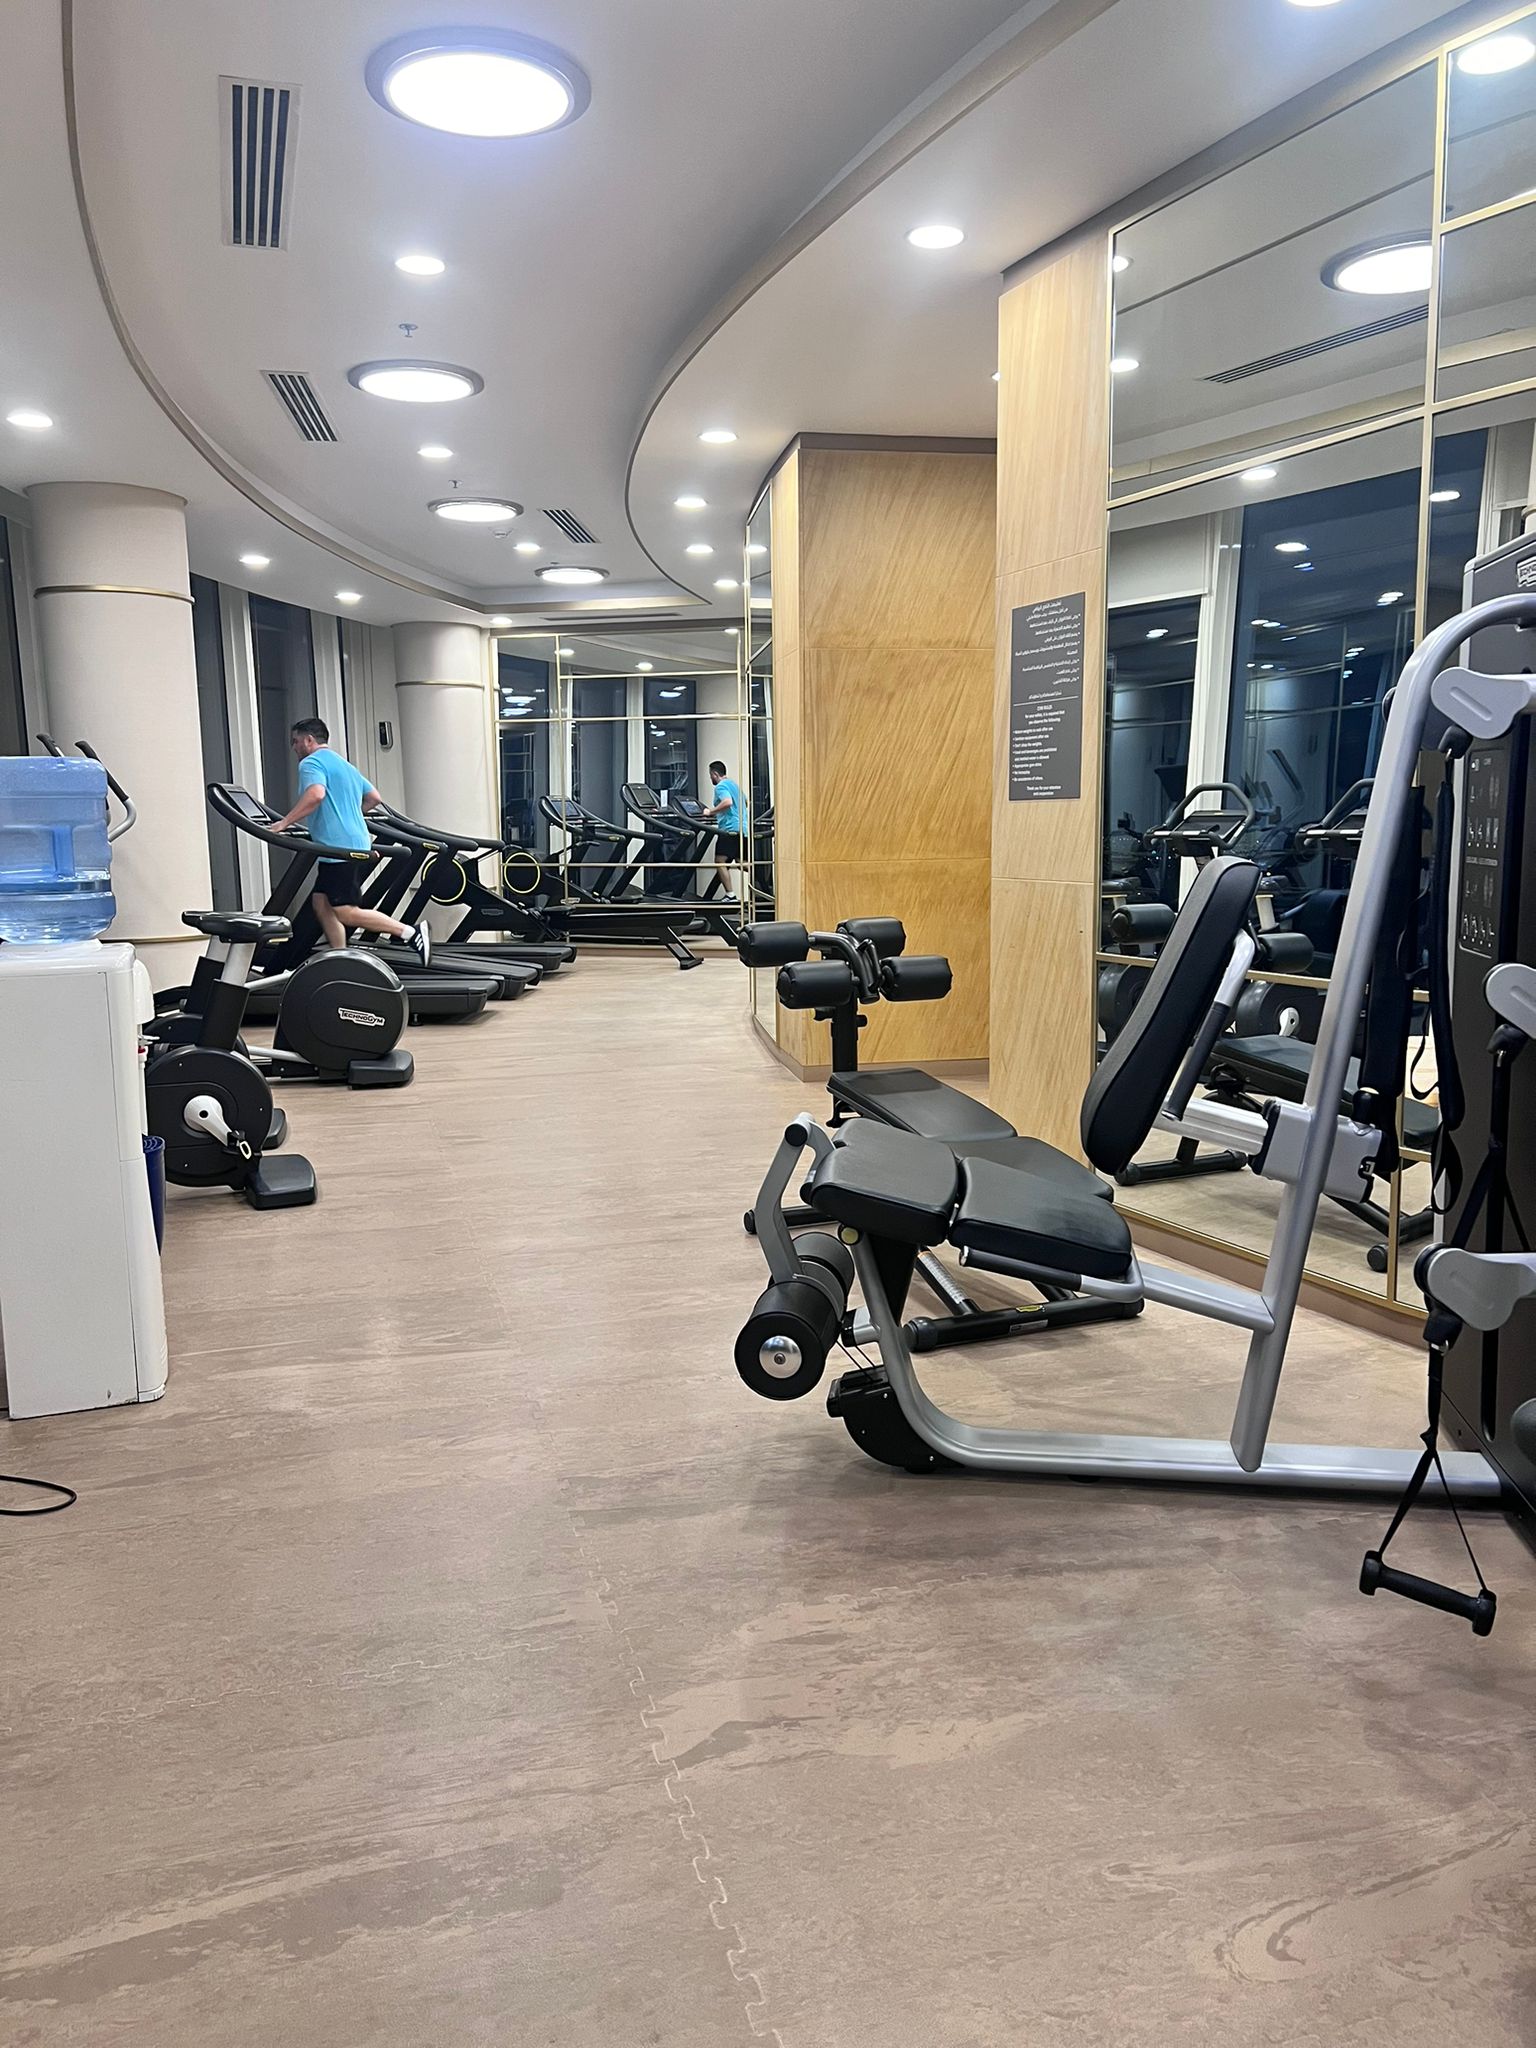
top-left (702, 759), bottom-right (744, 899)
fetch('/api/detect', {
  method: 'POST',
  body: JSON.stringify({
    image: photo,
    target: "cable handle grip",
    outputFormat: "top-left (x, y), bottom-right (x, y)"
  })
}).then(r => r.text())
top-left (1359, 1551), bottom-right (1497, 1636)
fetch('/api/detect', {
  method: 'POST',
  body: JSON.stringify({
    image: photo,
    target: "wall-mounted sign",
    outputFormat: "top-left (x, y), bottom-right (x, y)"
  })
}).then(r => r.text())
top-left (1008, 592), bottom-right (1085, 801)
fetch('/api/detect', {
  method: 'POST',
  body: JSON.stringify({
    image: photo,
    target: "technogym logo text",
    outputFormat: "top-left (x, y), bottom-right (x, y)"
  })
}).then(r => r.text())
top-left (338, 1006), bottom-right (387, 1029)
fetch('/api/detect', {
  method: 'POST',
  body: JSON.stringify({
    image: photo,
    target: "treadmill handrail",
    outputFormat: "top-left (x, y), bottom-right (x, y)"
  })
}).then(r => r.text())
top-left (371, 802), bottom-right (504, 857)
top-left (207, 782), bottom-right (411, 861)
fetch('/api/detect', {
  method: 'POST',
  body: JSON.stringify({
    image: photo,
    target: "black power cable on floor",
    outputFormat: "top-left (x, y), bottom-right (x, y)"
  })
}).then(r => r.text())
top-left (0, 1473), bottom-right (77, 1515)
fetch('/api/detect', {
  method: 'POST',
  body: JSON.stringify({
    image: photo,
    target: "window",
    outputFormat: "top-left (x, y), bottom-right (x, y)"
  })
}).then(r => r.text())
top-left (249, 593), bottom-right (317, 810)
top-left (191, 576), bottom-right (240, 908)
top-left (1103, 598), bottom-right (1199, 908)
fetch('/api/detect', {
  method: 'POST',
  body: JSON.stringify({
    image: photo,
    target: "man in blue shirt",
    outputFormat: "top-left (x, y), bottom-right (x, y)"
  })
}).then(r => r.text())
top-left (702, 759), bottom-right (745, 900)
top-left (275, 719), bottom-right (430, 961)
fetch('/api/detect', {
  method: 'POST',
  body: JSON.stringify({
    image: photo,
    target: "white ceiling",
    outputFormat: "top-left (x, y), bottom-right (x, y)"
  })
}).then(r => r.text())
top-left (0, 0), bottom-right (1496, 630)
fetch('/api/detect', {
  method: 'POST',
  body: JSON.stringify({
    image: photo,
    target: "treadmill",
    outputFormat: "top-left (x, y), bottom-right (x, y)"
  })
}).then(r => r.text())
top-left (208, 784), bottom-right (496, 1024)
top-left (536, 796), bottom-right (715, 967)
top-left (368, 802), bottom-right (574, 977)
top-left (349, 810), bottom-right (540, 1000)
top-left (620, 783), bottom-right (743, 938)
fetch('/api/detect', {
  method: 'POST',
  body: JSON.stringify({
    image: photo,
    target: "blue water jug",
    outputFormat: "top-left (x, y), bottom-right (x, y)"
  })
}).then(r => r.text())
top-left (0, 756), bottom-right (116, 942)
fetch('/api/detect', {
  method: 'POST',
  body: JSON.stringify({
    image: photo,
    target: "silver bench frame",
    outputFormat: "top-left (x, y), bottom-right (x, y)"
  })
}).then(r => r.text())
top-left (791, 593), bottom-right (1536, 1501)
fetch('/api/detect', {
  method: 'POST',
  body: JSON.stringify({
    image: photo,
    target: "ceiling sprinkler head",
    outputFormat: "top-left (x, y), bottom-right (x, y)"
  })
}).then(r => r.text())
top-left (399, 321), bottom-right (418, 338)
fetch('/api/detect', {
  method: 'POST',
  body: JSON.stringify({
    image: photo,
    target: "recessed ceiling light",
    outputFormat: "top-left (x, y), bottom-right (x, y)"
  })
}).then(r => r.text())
top-left (1241, 466), bottom-right (1278, 484)
top-left (514, 539), bottom-right (541, 555)
top-left (1146, 628), bottom-right (1168, 641)
top-left (6, 407), bottom-right (53, 431)
top-left (992, 370), bottom-right (1001, 382)
top-left (349, 360), bottom-right (483, 403)
top-left (714, 577), bottom-right (739, 591)
top-left (538, 565), bottom-right (607, 585)
top-left (1286, 0), bottom-right (1346, 8)
top-left (1275, 540), bottom-right (1309, 554)
top-left (1429, 487), bottom-right (1462, 503)
top-left (685, 542), bottom-right (714, 556)
top-left (1323, 238), bottom-right (1432, 296)
top-left (1378, 589), bottom-right (1405, 605)
top-left (1261, 663), bottom-right (1275, 672)
top-left (239, 552), bottom-right (270, 569)
top-left (1294, 562), bottom-right (1316, 573)
top-left (660, 687), bottom-right (684, 698)
top-left (699, 428), bottom-right (736, 445)
top-left (395, 253), bottom-right (445, 277)
top-left (558, 644), bottom-right (575, 655)
top-left (366, 29), bottom-right (590, 137)
top-left (674, 494), bottom-right (707, 510)
top-left (636, 661), bottom-right (653, 671)
top-left (1109, 354), bottom-right (1139, 374)
top-left (745, 544), bottom-right (766, 556)
top-left (489, 614), bottom-right (513, 627)
top-left (726, 626), bottom-right (739, 636)
top-left (430, 496), bottom-right (522, 523)
top-left (1111, 253), bottom-right (1131, 274)
top-left (1347, 645), bottom-right (1364, 656)
top-left (907, 224), bottom-right (964, 249)
top-left (418, 443), bottom-right (453, 460)
top-left (1457, 31), bottom-right (1536, 74)
top-left (336, 590), bottom-right (362, 606)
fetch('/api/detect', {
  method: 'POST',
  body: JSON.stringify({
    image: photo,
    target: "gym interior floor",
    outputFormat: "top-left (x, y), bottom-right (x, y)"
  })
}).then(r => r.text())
top-left (4, 952), bottom-right (1534, 2047)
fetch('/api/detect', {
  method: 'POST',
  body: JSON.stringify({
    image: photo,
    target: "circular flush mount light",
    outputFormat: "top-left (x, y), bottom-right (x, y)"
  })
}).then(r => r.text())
top-left (538, 564), bottom-right (607, 585)
top-left (1430, 487), bottom-right (1462, 503)
top-left (699, 428), bottom-right (736, 445)
top-left (1457, 31), bottom-right (1536, 75)
top-left (514, 539), bottom-right (541, 555)
top-left (366, 29), bottom-right (590, 137)
top-left (6, 407), bottom-right (52, 430)
top-left (349, 359), bottom-right (483, 403)
top-left (1323, 238), bottom-right (1432, 296)
top-left (430, 495), bottom-right (522, 523)
top-left (239, 552), bottom-right (270, 569)
top-left (1241, 465), bottom-right (1278, 485)
top-left (395, 252), bottom-right (445, 276)
top-left (336, 590), bottom-right (363, 606)
top-left (907, 224), bottom-right (964, 249)
top-left (1109, 354), bottom-right (1139, 374)
top-left (674, 494), bottom-right (707, 509)
top-left (489, 614), bottom-right (513, 627)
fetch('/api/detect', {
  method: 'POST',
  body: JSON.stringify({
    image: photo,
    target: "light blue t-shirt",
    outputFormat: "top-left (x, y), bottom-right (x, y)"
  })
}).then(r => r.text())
top-left (712, 778), bottom-right (744, 835)
top-left (298, 748), bottom-right (372, 851)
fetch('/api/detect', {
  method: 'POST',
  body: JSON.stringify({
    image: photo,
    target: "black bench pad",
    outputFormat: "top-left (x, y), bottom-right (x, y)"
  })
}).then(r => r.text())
top-left (949, 1157), bottom-right (1134, 1281)
top-left (829, 1068), bottom-right (1015, 1143)
top-left (948, 1134), bottom-right (1113, 1200)
top-left (805, 1122), bottom-right (961, 1246)
top-left (1212, 1034), bottom-right (1438, 1149)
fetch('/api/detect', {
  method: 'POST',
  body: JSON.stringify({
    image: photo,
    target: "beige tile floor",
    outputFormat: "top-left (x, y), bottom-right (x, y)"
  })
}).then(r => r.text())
top-left (3, 952), bottom-right (1534, 2047)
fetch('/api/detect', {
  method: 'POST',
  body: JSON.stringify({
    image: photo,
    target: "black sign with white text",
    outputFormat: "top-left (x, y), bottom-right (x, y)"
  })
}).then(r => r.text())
top-left (1007, 592), bottom-right (1085, 801)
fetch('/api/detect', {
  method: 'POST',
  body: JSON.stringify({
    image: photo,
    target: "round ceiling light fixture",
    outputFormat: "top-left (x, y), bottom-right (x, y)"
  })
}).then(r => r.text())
top-left (1322, 237), bottom-right (1432, 296)
top-left (636, 661), bottom-right (653, 672)
top-left (366, 29), bottom-right (590, 137)
top-left (1378, 589), bottom-right (1406, 605)
top-left (1275, 540), bottom-right (1309, 554)
top-left (1111, 253), bottom-right (1131, 274)
top-left (674, 494), bottom-right (707, 509)
top-left (1146, 628), bottom-right (1168, 641)
top-left (685, 542), bottom-right (714, 556)
top-left (6, 407), bottom-right (53, 431)
top-left (1456, 31), bottom-right (1536, 75)
top-left (1429, 487), bottom-right (1462, 503)
top-left (430, 495), bottom-right (522, 523)
top-left (1241, 465), bottom-right (1278, 484)
top-left (349, 359), bottom-right (483, 403)
top-left (714, 577), bottom-right (740, 591)
top-left (336, 590), bottom-right (363, 606)
top-left (395, 252), bottom-right (446, 276)
top-left (489, 614), bottom-right (513, 627)
top-left (907, 224), bottom-right (964, 249)
top-left (538, 564), bottom-right (607, 586)
top-left (1109, 354), bottom-right (1139, 374)
top-left (239, 552), bottom-right (270, 570)
top-left (418, 442), bottom-right (453, 459)
top-left (699, 428), bottom-right (736, 445)
top-left (514, 539), bottom-right (541, 554)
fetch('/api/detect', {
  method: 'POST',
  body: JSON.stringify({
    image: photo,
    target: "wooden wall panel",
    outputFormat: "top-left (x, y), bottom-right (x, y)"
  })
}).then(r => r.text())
top-left (767, 439), bottom-right (995, 1069)
top-left (990, 231), bottom-right (1111, 1153)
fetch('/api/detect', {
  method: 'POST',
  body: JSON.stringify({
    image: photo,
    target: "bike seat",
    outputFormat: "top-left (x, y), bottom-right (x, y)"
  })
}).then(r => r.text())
top-left (182, 911), bottom-right (292, 942)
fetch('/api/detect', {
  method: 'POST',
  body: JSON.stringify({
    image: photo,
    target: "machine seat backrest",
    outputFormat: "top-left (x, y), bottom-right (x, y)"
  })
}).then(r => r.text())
top-left (1079, 856), bottom-right (1260, 1175)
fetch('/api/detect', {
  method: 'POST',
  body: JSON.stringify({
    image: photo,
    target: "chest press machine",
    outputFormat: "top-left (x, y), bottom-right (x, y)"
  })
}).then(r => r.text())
top-left (734, 574), bottom-right (1536, 1630)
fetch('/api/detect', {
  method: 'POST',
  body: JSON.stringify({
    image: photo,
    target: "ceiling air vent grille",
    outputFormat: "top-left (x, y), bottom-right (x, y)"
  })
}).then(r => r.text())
top-left (1204, 304), bottom-right (1427, 384)
top-left (267, 372), bottom-right (337, 443)
top-left (543, 508), bottom-right (599, 544)
top-left (223, 78), bottom-right (298, 248)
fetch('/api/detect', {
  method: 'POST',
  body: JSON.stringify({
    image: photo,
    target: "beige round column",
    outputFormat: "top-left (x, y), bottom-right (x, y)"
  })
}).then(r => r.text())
top-left (391, 623), bottom-right (498, 926)
top-left (27, 482), bottom-right (213, 989)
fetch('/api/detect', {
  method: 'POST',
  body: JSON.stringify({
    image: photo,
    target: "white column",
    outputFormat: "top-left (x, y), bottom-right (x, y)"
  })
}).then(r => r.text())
top-left (392, 622), bottom-right (497, 931)
top-left (27, 483), bottom-right (212, 988)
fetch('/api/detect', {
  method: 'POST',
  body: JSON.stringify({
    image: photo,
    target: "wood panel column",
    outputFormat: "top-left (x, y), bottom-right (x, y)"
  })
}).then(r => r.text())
top-left (769, 438), bottom-right (995, 1071)
top-left (991, 232), bottom-right (1110, 1154)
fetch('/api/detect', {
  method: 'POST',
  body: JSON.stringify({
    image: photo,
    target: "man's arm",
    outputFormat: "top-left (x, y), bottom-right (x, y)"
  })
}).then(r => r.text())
top-left (274, 784), bottom-right (324, 833)
top-left (363, 786), bottom-right (384, 811)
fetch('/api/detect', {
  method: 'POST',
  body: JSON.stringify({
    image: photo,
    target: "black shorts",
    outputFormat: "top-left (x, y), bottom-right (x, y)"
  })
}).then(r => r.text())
top-left (314, 859), bottom-right (365, 908)
top-left (715, 832), bottom-right (742, 861)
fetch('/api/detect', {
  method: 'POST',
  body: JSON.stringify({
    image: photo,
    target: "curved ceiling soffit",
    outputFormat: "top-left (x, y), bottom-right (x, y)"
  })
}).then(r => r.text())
top-left (622, 0), bottom-right (1121, 576)
top-left (57, 0), bottom-right (605, 622)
